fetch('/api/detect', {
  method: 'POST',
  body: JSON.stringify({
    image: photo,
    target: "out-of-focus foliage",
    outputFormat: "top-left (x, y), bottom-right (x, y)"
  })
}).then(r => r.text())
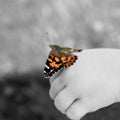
top-left (0, 72), bottom-right (69, 120)
top-left (0, 0), bottom-right (120, 74)
top-left (0, 0), bottom-right (120, 120)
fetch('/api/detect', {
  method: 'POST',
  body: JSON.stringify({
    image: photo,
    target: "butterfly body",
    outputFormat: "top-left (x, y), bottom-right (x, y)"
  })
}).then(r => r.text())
top-left (44, 45), bottom-right (82, 78)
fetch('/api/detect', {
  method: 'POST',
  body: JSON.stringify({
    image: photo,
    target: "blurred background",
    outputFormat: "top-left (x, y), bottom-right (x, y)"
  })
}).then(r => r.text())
top-left (0, 0), bottom-right (120, 120)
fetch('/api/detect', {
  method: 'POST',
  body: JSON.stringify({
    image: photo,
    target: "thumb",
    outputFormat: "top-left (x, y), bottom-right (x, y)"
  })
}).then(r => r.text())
top-left (66, 99), bottom-right (89, 120)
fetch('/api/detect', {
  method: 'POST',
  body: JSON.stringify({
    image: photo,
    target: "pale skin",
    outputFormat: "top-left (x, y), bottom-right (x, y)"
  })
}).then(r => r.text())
top-left (49, 49), bottom-right (120, 120)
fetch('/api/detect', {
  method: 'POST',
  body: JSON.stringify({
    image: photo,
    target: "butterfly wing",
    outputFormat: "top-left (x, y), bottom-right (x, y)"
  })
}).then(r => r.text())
top-left (60, 53), bottom-right (78, 68)
top-left (44, 51), bottom-right (63, 78)
top-left (44, 48), bottom-right (80, 78)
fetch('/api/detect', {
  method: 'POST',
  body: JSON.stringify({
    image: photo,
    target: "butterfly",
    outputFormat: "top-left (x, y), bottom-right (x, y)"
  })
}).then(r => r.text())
top-left (44, 44), bottom-right (82, 78)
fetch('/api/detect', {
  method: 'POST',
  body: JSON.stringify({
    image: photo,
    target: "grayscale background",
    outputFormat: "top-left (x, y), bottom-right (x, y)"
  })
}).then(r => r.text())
top-left (0, 0), bottom-right (120, 120)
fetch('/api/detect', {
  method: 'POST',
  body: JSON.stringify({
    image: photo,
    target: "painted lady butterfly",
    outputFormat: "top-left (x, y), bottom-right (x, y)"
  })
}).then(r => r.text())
top-left (44, 44), bottom-right (82, 78)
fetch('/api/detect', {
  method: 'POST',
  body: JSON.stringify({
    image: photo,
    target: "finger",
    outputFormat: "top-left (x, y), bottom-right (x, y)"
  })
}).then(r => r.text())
top-left (49, 69), bottom-right (64, 84)
top-left (49, 78), bottom-right (66, 100)
top-left (66, 99), bottom-right (89, 120)
top-left (54, 87), bottom-right (76, 114)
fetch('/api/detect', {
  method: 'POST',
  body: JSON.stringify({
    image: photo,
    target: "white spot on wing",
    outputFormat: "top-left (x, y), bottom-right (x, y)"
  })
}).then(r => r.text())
top-left (45, 65), bottom-right (49, 69)
top-left (50, 69), bottom-right (54, 72)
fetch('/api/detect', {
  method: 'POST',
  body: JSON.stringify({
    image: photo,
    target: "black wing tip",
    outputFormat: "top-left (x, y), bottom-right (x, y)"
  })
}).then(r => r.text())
top-left (44, 66), bottom-right (64, 79)
top-left (44, 75), bottom-right (50, 79)
top-left (44, 72), bottom-right (53, 79)
top-left (78, 49), bottom-right (83, 52)
top-left (75, 55), bottom-right (78, 60)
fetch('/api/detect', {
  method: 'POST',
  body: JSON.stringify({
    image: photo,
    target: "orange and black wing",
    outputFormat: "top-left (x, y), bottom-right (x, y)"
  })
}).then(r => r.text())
top-left (61, 54), bottom-right (78, 68)
top-left (44, 54), bottom-right (63, 78)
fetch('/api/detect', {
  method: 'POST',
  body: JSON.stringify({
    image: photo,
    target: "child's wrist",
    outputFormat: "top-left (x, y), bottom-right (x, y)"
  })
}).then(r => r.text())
top-left (112, 50), bottom-right (120, 102)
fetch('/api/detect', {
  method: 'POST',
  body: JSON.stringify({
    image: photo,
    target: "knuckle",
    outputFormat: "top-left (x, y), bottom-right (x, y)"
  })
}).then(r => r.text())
top-left (66, 109), bottom-right (81, 120)
top-left (54, 93), bottom-right (68, 114)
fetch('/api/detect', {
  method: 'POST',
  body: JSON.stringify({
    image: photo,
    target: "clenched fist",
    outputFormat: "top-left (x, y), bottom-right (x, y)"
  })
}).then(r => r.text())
top-left (49, 49), bottom-right (120, 120)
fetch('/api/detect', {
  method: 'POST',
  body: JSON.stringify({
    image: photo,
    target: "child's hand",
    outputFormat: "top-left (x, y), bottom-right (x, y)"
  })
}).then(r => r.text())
top-left (49, 49), bottom-right (120, 120)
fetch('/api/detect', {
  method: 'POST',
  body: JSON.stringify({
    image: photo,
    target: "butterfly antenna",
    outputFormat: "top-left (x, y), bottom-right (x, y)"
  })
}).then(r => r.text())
top-left (39, 31), bottom-right (51, 47)
top-left (44, 32), bottom-right (54, 44)
top-left (44, 31), bottom-right (61, 45)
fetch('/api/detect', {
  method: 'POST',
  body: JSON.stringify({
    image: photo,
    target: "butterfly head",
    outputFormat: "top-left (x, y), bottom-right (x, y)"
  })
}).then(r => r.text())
top-left (49, 45), bottom-right (62, 51)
